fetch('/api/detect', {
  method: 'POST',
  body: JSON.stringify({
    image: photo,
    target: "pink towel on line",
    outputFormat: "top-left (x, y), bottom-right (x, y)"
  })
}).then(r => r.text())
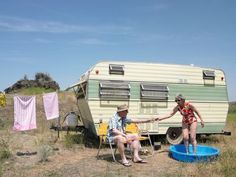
top-left (13, 96), bottom-right (37, 131)
top-left (43, 92), bottom-right (59, 120)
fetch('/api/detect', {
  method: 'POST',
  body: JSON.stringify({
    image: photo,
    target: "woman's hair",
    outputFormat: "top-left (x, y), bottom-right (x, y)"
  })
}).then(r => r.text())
top-left (175, 94), bottom-right (185, 101)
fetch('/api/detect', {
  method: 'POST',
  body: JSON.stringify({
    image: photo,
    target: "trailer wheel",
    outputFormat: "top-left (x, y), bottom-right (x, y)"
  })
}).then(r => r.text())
top-left (166, 127), bottom-right (183, 145)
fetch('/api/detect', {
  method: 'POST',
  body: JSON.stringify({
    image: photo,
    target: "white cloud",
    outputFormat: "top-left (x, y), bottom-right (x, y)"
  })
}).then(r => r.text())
top-left (71, 38), bottom-right (116, 45)
top-left (0, 57), bottom-right (36, 64)
top-left (0, 15), bottom-right (132, 34)
top-left (136, 3), bottom-right (170, 12)
top-left (34, 38), bottom-right (53, 43)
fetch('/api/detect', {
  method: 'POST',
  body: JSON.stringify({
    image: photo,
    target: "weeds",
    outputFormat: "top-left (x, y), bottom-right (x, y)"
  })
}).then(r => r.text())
top-left (0, 165), bottom-right (2, 177)
top-left (38, 144), bottom-right (54, 162)
top-left (0, 118), bottom-right (4, 130)
top-left (0, 139), bottom-right (11, 177)
top-left (0, 139), bottom-right (11, 161)
top-left (217, 148), bottom-right (236, 177)
top-left (64, 134), bottom-right (84, 148)
top-left (41, 170), bottom-right (60, 177)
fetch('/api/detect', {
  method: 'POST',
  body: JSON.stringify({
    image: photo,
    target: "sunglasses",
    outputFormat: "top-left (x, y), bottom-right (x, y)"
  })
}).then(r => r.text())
top-left (175, 99), bottom-right (181, 102)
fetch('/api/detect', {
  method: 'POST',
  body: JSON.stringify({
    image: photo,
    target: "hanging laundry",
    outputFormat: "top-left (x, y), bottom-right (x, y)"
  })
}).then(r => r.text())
top-left (0, 92), bottom-right (6, 107)
top-left (43, 92), bottom-right (59, 120)
top-left (13, 95), bottom-right (37, 131)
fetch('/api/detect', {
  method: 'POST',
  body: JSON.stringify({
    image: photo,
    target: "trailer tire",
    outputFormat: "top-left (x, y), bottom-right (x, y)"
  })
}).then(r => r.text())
top-left (166, 127), bottom-right (183, 145)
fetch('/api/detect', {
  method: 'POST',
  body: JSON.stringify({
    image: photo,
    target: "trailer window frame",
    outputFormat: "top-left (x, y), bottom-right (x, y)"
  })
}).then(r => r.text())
top-left (140, 83), bottom-right (169, 101)
top-left (99, 80), bottom-right (130, 100)
top-left (203, 70), bottom-right (215, 86)
top-left (109, 64), bottom-right (124, 75)
top-left (203, 70), bottom-right (215, 80)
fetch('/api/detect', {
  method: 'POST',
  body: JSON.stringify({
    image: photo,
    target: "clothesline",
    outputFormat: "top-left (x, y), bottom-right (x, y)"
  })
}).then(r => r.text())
top-left (11, 92), bottom-right (59, 131)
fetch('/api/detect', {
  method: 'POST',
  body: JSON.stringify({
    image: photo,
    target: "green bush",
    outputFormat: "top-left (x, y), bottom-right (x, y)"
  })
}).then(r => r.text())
top-left (0, 139), bottom-right (11, 161)
top-left (38, 144), bottom-right (54, 162)
top-left (64, 134), bottom-right (84, 148)
top-left (19, 87), bottom-right (55, 95)
top-left (227, 113), bottom-right (236, 122)
top-left (228, 102), bottom-right (236, 113)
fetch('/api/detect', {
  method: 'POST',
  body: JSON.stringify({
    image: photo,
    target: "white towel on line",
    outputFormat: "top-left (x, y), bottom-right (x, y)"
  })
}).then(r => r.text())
top-left (13, 95), bottom-right (37, 131)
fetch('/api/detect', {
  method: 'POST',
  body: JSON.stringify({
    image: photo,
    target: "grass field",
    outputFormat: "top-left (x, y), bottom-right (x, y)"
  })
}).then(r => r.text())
top-left (0, 95), bottom-right (236, 177)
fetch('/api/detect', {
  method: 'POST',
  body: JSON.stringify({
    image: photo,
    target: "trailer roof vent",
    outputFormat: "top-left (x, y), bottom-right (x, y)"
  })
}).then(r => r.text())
top-left (109, 64), bottom-right (124, 75)
top-left (203, 70), bottom-right (215, 80)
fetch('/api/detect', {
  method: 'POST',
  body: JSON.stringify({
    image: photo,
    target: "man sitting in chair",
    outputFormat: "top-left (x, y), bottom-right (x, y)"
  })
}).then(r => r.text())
top-left (107, 104), bottom-right (154, 167)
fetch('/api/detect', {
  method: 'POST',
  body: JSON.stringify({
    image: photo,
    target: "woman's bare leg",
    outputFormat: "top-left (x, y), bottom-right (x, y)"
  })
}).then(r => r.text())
top-left (182, 123), bottom-right (189, 154)
top-left (190, 121), bottom-right (198, 153)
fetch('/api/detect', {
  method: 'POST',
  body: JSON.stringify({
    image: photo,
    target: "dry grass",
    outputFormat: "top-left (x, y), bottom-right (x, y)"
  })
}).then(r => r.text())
top-left (0, 95), bottom-right (236, 177)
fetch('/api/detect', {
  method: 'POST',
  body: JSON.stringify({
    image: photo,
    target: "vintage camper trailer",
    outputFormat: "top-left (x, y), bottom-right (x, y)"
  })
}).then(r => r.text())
top-left (69, 61), bottom-right (229, 144)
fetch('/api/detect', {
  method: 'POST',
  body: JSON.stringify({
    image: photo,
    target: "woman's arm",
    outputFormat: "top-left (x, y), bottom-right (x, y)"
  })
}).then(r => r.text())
top-left (131, 118), bottom-right (155, 124)
top-left (155, 106), bottom-right (178, 121)
top-left (190, 104), bottom-right (205, 127)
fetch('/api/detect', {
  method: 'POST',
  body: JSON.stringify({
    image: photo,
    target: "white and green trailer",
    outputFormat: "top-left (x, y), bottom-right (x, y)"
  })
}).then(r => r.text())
top-left (69, 61), bottom-right (229, 144)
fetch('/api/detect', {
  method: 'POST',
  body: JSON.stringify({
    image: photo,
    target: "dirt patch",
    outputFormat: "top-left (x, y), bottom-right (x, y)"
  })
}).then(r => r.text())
top-left (2, 143), bottom-right (180, 177)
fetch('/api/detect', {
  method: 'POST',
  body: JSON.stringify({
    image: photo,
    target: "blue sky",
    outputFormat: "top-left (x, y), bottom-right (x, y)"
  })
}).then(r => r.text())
top-left (0, 0), bottom-right (235, 101)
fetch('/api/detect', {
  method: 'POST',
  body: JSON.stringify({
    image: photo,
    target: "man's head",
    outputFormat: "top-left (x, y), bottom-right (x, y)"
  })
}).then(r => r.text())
top-left (117, 104), bottom-right (128, 117)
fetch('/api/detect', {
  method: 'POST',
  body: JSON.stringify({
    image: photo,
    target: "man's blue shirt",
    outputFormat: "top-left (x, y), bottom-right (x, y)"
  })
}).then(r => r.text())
top-left (107, 112), bottom-right (132, 142)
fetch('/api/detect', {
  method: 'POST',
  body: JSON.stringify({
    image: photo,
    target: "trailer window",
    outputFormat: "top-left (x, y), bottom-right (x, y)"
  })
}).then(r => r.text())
top-left (140, 83), bottom-right (169, 101)
top-left (100, 81), bottom-right (130, 100)
top-left (109, 64), bottom-right (124, 75)
top-left (203, 70), bottom-right (215, 80)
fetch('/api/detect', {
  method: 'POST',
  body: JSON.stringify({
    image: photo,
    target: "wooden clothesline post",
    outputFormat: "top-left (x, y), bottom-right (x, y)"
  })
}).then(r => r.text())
top-left (57, 116), bottom-right (60, 138)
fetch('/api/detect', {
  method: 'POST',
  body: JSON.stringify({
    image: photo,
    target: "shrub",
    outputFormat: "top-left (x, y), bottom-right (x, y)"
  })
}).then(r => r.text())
top-left (228, 102), bottom-right (236, 113)
top-left (0, 139), bottom-right (11, 161)
top-left (38, 144), bottom-right (54, 162)
top-left (4, 72), bottom-right (60, 93)
top-left (64, 134), bottom-right (84, 148)
top-left (218, 148), bottom-right (236, 177)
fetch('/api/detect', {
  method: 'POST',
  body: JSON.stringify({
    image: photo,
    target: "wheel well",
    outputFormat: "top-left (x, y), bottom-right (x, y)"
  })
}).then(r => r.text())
top-left (166, 127), bottom-right (183, 145)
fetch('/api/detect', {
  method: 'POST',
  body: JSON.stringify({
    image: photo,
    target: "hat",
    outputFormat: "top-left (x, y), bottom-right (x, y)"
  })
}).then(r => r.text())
top-left (117, 104), bottom-right (129, 112)
top-left (175, 94), bottom-right (185, 101)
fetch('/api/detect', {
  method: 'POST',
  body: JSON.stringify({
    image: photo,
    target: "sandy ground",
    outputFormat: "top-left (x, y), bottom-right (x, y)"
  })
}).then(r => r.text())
top-left (0, 128), bottom-right (182, 177)
top-left (2, 139), bottom-right (179, 177)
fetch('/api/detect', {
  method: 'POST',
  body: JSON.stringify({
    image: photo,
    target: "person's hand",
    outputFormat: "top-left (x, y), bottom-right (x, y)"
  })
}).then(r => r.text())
top-left (123, 134), bottom-right (132, 144)
top-left (126, 136), bottom-right (132, 144)
top-left (149, 118), bottom-right (155, 123)
top-left (200, 120), bottom-right (205, 128)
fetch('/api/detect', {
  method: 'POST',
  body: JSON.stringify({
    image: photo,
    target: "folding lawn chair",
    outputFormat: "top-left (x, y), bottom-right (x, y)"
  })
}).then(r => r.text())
top-left (96, 122), bottom-right (154, 162)
top-left (96, 122), bottom-right (117, 162)
top-left (125, 123), bottom-right (154, 155)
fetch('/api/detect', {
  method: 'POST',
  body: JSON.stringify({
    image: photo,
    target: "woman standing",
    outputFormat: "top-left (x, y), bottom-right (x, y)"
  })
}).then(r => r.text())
top-left (156, 94), bottom-right (205, 154)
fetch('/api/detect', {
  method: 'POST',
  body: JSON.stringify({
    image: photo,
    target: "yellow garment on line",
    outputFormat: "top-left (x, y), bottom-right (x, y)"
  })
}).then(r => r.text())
top-left (0, 93), bottom-right (6, 107)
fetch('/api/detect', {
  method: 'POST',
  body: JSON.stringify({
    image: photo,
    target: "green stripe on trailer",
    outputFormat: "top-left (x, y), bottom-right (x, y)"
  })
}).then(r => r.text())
top-left (88, 80), bottom-right (228, 102)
